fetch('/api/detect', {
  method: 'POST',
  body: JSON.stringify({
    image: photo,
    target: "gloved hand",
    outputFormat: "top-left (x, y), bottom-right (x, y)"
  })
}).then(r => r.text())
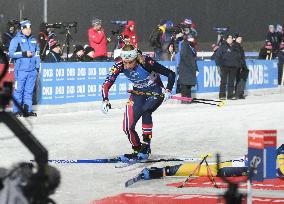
top-left (101, 100), bottom-right (111, 114)
top-left (163, 89), bottom-right (172, 102)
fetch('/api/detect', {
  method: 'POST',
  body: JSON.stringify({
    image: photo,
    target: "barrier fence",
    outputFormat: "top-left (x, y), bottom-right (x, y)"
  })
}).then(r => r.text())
top-left (0, 60), bottom-right (278, 105)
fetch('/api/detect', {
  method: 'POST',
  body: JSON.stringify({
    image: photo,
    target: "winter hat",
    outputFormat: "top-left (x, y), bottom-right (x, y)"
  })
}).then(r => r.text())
top-left (74, 45), bottom-right (84, 53)
top-left (20, 20), bottom-right (31, 29)
top-left (183, 18), bottom-right (192, 25)
top-left (84, 45), bottom-right (94, 54)
top-left (127, 20), bottom-right (135, 27)
top-left (49, 39), bottom-right (60, 50)
top-left (165, 20), bottom-right (173, 29)
top-left (92, 18), bottom-right (102, 26)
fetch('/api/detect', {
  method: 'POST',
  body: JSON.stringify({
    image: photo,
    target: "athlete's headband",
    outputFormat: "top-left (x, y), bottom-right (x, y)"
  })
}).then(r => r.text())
top-left (120, 49), bottom-right (138, 60)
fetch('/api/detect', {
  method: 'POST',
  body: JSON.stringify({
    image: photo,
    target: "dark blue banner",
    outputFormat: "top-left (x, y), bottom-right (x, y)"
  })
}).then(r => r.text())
top-left (39, 61), bottom-right (177, 104)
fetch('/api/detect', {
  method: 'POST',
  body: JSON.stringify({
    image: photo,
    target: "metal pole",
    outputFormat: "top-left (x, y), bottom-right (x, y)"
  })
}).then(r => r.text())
top-left (43, 0), bottom-right (47, 22)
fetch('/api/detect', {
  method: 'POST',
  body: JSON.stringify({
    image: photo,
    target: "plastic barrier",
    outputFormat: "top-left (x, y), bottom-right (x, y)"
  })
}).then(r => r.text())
top-left (36, 59), bottom-right (278, 104)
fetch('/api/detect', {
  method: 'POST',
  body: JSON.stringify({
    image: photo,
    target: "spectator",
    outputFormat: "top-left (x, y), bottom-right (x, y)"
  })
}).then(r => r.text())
top-left (122, 20), bottom-right (138, 47)
top-left (1, 20), bottom-right (18, 54)
top-left (69, 44), bottom-right (84, 62)
top-left (215, 33), bottom-right (241, 100)
top-left (149, 20), bottom-right (174, 61)
top-left (83, 45), bottom-right (95, 62)
top-left (266, 24), bottom-right (278, 58)
top-left (259, 41), bottom-right (273, 59)
top-left (277, 42), bottom-right (284, 85)
top-left (88, 18), bottom-right (109, 61)
top-left (44, 39), bottom-right (62, 62)
top-left (234, 33), bottom-right (249, 99)
top-left (276, 24), bottom-right (284, 47)
top-left (8, 20), bottom-right (40, 117)
top-left (177, 35), bottom-right (198, 103)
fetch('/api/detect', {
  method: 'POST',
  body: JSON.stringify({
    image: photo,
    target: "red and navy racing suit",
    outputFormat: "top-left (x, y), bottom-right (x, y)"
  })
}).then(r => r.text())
top-left (102, 56), bottom-right (175, 150)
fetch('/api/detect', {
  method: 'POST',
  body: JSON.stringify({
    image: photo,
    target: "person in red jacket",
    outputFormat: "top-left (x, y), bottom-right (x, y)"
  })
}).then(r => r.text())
top-left (88, 18), bottom-right (110, 61)
top-left (122, 20), bottom-right (138, 48)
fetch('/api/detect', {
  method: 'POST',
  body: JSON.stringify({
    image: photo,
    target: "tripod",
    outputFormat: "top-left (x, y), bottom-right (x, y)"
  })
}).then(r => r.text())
top-left (61, 27), bottom-right (72, 61)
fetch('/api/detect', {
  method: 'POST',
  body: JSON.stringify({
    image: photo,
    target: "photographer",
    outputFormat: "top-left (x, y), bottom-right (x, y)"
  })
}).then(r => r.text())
top-left (38, 22), bottom-right (56, 61)
top-left (88, 18), bottom-right (110, 61)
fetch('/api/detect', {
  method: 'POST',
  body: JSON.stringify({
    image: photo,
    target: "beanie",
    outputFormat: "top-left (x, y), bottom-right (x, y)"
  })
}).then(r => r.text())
top-left (20, 20), bottom-right (31, 29)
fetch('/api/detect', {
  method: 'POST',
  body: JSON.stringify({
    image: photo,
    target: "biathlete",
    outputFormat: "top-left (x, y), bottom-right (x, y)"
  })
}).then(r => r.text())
top-left (101, 44), bottom-right (176, 161)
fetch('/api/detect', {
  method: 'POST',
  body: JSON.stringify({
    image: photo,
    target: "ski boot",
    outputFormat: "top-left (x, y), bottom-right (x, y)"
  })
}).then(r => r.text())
top-left (137, 134), bottom-right (152, 160)
top-left (119, 146), bottom-right (141, 162)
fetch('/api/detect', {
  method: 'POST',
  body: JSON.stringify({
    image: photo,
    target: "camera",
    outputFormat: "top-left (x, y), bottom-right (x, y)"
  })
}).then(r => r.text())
top-left (213, 27), bottom-right (229, 34)
top-left (45, 21), bottom-right (77, 29)
top-left (111, 20), bottom-right (128, 26)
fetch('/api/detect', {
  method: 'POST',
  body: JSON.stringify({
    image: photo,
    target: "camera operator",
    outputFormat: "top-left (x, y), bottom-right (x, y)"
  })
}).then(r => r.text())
top-left (1, 20), bottom-right (19, 54)
top-left (8, 20), bottom-right (40, 117)
top-left (38, 22), bottom-right (56, 61)
top-left (44, 39), bottom-right (62, 62)
top-left (215, 33), bottom-right (241, 100)
top-left (88, 18), bottom-right (110, 61)
top-left (122, 20), bottom-right (138, 48)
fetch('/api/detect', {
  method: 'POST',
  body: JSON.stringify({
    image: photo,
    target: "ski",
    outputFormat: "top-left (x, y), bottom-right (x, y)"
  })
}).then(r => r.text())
top-left (115, 157), bottom-right (202, 168)
top-left (125, 172), bottom-right (144, 187)
top-left (31, 155), bottom-right (206, 165)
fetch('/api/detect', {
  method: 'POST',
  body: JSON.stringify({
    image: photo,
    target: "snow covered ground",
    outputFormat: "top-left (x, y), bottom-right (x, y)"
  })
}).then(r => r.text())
top-left (1, 90), bottom-right (284, 204)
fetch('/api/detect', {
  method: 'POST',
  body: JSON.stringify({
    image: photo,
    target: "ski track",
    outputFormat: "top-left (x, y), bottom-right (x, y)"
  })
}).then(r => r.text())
top-left (0, 93), bottom-right (284, 203)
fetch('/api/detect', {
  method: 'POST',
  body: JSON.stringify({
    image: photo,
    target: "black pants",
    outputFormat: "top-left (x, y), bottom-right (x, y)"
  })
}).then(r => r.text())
top-left (180, 84), bottom-right (193, 104)
top-left (279, 64), bottom-right (284, 85)
top-left (219, 66), bottom-right (238, 99)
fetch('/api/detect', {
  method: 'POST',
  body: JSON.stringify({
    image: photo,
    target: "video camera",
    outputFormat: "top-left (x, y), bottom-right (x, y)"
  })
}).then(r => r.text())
top-left (111, 20), bottom-right (128, 26)
top-left (213, 27), bottom-right (229, 45)
top-left (213, 27), bottom-right (229, 34)
top-left (45, 21), bottom-right (77, 29)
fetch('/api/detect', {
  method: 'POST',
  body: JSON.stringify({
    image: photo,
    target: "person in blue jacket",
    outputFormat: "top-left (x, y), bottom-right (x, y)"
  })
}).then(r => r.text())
top-left (9, 20), bottom-right (40, 117)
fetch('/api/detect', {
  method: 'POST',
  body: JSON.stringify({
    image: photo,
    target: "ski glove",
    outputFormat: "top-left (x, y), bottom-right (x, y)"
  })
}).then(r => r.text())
top-left (163, 89), bottom-right (172, 102)
top-left (101, 101), bottom-right (111, 114)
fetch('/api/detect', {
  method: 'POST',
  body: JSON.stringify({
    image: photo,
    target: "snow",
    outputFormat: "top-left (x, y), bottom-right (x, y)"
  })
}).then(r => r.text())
top-left (1, 90), bottom-right (284, 203)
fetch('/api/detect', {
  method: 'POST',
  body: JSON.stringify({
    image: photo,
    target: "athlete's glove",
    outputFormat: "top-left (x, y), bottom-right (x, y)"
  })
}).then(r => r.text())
top-left (101, 101), bottom-right (111, 114)
top-left (163, 89), bottom-right (172, 102)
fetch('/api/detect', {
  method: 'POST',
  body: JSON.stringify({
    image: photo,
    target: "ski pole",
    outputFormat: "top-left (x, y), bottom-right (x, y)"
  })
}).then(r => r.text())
top-left (177, 154), bottom-right (209, 188)
top-left (171, 95), bottom-right (225, 107)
